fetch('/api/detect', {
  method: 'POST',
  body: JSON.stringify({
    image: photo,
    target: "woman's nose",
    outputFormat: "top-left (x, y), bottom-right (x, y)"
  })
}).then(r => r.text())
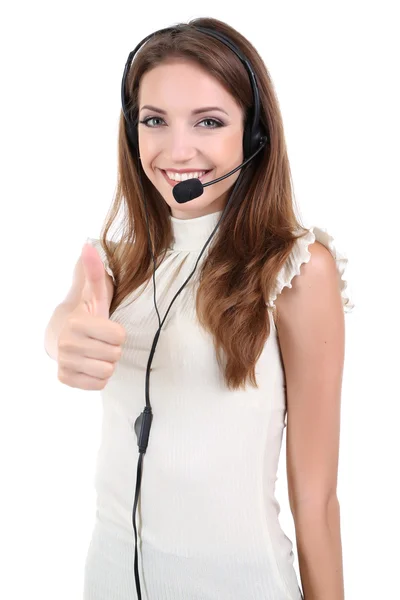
top-left (167, 128), bottom-right (198, 162)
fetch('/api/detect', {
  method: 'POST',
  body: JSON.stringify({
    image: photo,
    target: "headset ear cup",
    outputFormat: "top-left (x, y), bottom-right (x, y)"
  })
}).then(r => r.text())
top-left (242, 121), bottom-right (252, 160)
top-left (243, 121), bottom-right (263, 159)
top-left (125, 119), bottom-right (138, 154)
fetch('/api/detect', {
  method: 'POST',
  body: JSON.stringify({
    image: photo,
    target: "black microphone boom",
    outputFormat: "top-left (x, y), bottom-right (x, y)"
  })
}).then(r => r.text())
top-left (172, 137), bottom-right (267, 203)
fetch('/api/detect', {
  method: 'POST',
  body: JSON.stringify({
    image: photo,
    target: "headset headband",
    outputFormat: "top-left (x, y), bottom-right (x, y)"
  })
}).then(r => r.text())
top-left (120, 25), bottom-right (268, 159)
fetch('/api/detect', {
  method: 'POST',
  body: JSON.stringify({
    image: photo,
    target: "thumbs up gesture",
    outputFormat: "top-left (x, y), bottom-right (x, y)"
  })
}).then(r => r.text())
top-left (57, 243), bottom-right (126, 390)
top-left (81, 242), bottom-right (113, 319)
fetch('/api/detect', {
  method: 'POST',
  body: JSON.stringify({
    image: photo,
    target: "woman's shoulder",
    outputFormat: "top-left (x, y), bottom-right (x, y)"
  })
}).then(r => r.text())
top-left (266, 225), bottom-right (355, 314)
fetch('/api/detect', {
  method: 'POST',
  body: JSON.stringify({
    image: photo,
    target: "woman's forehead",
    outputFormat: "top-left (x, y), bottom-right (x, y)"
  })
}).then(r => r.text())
top-left (138, 60), bottom-right (240, 116)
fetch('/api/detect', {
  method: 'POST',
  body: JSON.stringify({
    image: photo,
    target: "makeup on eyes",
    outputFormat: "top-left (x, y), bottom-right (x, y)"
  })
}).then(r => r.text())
top-left (139, 116), bottom-right (224, 128)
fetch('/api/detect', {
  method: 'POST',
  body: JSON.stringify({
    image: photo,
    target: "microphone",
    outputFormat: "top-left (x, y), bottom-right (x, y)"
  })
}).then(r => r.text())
top-left (172, 137), bottom-right (267, 204)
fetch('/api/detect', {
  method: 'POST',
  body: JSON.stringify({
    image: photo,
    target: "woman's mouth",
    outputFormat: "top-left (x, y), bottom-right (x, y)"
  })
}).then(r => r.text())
top-left (160, 169), bottom-right (213, 187)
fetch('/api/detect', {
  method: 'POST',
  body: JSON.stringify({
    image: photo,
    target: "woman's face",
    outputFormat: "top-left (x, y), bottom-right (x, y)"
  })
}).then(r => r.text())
top-left (137, 58), bottom-right (244, 219)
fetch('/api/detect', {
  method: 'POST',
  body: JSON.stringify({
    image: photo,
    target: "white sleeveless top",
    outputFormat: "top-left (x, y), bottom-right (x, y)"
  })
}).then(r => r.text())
top-left (83, 210), bottom-right (354, 600)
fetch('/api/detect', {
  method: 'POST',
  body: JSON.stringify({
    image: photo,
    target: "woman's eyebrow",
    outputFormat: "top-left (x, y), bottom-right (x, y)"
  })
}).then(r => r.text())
top-left (139, 105), bottom-right (229, 116)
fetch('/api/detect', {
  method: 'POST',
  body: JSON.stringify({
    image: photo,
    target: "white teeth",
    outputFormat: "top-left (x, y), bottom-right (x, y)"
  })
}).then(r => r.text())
top-left (165, 170), bottom-right (207, 182)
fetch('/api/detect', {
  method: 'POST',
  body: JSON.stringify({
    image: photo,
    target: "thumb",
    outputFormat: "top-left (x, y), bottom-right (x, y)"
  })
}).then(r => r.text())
top-left (81, 243), bottom-right (110, 319)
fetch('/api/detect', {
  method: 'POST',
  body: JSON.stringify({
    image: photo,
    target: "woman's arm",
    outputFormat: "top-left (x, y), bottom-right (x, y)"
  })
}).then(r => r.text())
top-left (275, 241), bottom-right (346, 600)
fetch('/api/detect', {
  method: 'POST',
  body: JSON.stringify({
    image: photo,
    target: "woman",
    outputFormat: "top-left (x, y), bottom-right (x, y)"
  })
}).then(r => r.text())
top-left (46, 16), bottom-right (354, 600)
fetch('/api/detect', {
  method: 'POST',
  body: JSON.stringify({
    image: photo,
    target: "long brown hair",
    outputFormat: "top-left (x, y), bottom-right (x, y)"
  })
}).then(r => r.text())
top-left (100, 17), bottom-right (309, 391)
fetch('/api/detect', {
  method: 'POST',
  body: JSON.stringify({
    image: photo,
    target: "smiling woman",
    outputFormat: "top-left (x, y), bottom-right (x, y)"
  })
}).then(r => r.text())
top-left (51, 16), bottom-right (357, 600)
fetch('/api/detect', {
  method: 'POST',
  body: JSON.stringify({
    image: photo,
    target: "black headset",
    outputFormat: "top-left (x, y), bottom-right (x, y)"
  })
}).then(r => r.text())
top-left (121, 25), bottom-right (267, 161)
top-left (119, 24), bottom-right (269, 599)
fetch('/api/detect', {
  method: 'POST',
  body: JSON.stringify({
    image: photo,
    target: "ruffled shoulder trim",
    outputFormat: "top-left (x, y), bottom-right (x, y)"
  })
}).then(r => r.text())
top-left (85, 237), bottom-right (116, 284)
top-left (266, 226), bottom-right (354, 313)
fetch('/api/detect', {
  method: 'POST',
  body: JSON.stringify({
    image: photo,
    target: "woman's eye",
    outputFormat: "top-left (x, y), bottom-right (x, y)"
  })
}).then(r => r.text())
top-left (198, 118), bottom-right (222, 128)
top-left (140, 117), bottom-right (164, 127)
top-left (139, 117), bottom-right (223, 128)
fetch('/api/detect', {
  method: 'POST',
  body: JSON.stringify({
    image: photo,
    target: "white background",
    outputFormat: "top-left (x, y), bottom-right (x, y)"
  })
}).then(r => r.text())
top-left (1, 1), bottom-right (399, 598)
